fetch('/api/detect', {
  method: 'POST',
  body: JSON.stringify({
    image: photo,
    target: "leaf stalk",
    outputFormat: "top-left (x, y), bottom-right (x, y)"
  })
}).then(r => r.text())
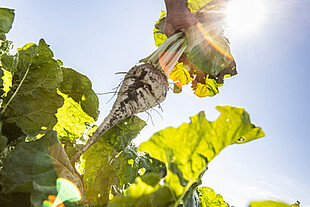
top-left (1, 66), bottom-right (30, 115)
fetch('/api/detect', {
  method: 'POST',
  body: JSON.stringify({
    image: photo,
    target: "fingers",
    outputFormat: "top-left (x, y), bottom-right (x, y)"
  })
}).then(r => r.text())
top-left (164, 23), bottom-right (190, 37)
top-left (164, 9), bottom-right (198, 37)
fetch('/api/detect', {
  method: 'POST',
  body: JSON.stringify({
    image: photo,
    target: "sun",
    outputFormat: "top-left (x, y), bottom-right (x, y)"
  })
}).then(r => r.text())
top-left (225, 0), bottom-right (266, 35)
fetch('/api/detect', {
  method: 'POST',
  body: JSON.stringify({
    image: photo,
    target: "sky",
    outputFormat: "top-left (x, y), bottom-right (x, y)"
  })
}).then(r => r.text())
top-left (1, 0), bottom-right (310, 206)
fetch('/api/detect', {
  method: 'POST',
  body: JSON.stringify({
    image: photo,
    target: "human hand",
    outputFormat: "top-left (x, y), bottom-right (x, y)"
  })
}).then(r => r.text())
top-left (164, 0), bottom-right (198, 37)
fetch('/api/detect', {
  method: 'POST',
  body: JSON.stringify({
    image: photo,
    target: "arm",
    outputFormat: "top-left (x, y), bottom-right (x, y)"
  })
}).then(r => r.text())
top-left (164, 0), bottom-right (198, 36)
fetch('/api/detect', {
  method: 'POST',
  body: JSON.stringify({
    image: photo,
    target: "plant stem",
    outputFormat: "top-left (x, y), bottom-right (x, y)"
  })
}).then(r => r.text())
top-left (1, 67), bottom-right (30, 115)
top-left (145, 32), bottom-right (186, 74)
top-left (173, 180), bottom-right (194, 207)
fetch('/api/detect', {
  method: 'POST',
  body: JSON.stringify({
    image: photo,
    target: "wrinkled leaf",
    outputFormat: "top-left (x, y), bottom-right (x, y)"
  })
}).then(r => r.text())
top-left (81, 116), bottom-right (147, 205)
top-left (59, 67), bottom-right (99, 120)
top-left (139, 106), bottom-right (265, 194)
top-left (0, 131), bottom-right (83, 193)
top-left (82, 142), bottom-right (164, 205)
top-left (103, 116), bottom-right (146, 152)
top-left (193, 77), bottom-right (223, 97)
top-left (82, 138), bottom-right (115, 205)
top-left (118, 146), bottom-right (165, 186)
top-left (53, 90), bottom-right (94, 143)
top-left (1, 131), bottom-right (58, 193)
top-left (0, 67), bottom-right (13, 99)
top-left (1, 39), bottom-right (64, 137)
top-left (0, 39), bottom-right (13, 54)
top-left (184, 11), bottom-right (236, 97)
top-left (249, 201), bottom-right (293, 207)
top-left (0, 130), bottom-right (84, 206)
top-left (198, 187), bottom-right (228, 207)
top-left (80, 116), bottom-right (165, 205)
top-left (169, 62), bottom-right (193, 86)
top-left (153, 10), bottom-right (167, 47)
top-left (1, 53), bottom-right (18, 73)
top-left (0, 8), bottom-right (15, 41)
top-left (108, 177), bottom-right (175, 207)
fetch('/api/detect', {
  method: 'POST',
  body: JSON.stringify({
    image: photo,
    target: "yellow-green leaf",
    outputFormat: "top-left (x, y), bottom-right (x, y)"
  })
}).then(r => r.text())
top-left (198, 187), bottom-right (228, 207)
top-left (53, 90), bottom-right (94, 142)
top-left (169, 62), bottom-right (194, 85)
top-left (153, 11), bottom-right (167, 47)
top-left (193, 76), bottom-right (223, 97)
top-left (250, 201), bottom-right (292, 207)
top-left (139, 106), bottom-right (265, 190)
top-left (82, 138), bottom-right (115, 205)
top-left (187, 0), bottom-right (212, 13)
top-left (81, 116), bottom-right (147, 205)
top-left (108, 177), bottom-right (175, 207)
top-left (59, 67), bottom-right (99, 120)
top-left (0, 68), bottom-right (12, 98)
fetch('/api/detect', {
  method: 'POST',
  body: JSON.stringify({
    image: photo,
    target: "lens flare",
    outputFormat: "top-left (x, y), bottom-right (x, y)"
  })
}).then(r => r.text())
top-left (196, 23), bottom-right (234, 60)
top-left (43, 178), bottom-right (82, 207)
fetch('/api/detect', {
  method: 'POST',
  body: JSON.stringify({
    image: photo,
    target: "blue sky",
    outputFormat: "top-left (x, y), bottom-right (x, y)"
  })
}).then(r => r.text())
top-left (1, 0), bottom-right (310, 206)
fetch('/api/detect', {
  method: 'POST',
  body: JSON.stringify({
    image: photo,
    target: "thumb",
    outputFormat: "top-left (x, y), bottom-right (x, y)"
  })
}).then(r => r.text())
top-left (164, 22), bottom-right (175, 37)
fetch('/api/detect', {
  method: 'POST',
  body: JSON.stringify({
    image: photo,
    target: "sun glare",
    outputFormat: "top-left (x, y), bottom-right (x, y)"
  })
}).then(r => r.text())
top-left (226, 0), bottom-right (266, 35)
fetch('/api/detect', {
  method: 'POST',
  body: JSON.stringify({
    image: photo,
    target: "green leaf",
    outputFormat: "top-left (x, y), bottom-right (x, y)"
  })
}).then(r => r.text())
top-left (0, 8), bottom-right (15, 41)
top-left (1, 39), bottom-right (64, 137)
top-left (184, 29), bottom-right (236, 77)
top-left (0, 131), bottom-right (58, 193)
top-left (81, 139), bottom-right (115, 205)
top-left (53, 90), bottom-right (95, 143)
top-left (30, 182), bottom-right (57, 207)
top-left (0, 53), bottom-right (17, 73)
top-left (139, 106), bottom-right (265, 196)
top-left (0, 120), bottom-right (8, 152)
top-left (0, 192), bottom-right (31, 207)
top-left (118, 146), bottom-right (165, 187)
top-left (0, 131), bottom-right (83, 192)
top-left (198, 187), bottom-right (228, 207)
top-left (81, 116), bottom-right (147, 205)
top-left (184, 10), bottom-right (237, 97)
top-left (59, 67), bottom-right (99, 120)
top-left (0, 39), bottom-right (13, 54)
top-left (0, 130), bottom-right (84, 206)
top-left (103, 116), bottom-right (146, 152)
top-left (249, 201), bottom-right (292, 207)
top-left (108, 177), bottom-right (175, 207)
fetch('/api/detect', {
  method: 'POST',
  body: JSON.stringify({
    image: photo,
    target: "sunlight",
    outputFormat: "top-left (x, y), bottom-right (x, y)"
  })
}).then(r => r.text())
top-left (225, 0), bottom-right (266, 36)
